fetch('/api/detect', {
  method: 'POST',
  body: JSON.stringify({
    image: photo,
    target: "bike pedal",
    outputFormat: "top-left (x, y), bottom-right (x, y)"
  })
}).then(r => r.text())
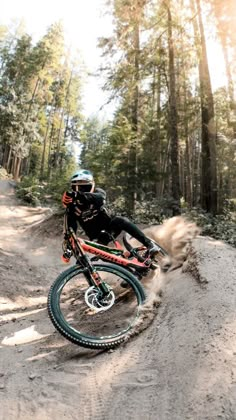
top-left (61, 249), bottom-right (72, 263)
top-left (61, 255), bottom-right (70, 263)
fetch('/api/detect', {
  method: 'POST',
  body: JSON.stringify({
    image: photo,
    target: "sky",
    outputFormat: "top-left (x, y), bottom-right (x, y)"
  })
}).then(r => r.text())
top-left (1, 0), bottom-right (227, 119)
top-left (1, 0), bottom-right (114, 118)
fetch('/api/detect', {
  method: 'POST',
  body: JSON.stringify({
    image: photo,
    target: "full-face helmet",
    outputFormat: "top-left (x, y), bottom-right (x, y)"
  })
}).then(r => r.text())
top-left (70, 169), bottom-right (95, 193)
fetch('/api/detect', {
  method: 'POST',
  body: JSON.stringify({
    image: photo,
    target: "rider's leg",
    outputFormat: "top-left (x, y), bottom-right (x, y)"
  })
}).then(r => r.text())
top-left (109, 216), bottom-right (160, 255)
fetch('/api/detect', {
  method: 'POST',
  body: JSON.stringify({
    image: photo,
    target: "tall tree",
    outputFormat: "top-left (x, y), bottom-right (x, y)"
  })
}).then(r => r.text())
top-left (0, 22), bottom-right (83, 181)
top-left (165, 0), bottom-right (181, 214)
top-left (191, 0), bottom-right (218, 214)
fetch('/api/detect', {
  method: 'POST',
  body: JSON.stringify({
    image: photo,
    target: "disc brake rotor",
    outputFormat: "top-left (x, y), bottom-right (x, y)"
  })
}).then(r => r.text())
top-left (84, 286), bottom-right (115, 312)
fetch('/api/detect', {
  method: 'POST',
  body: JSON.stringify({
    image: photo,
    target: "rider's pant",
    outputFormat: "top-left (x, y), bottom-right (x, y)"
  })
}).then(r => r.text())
top-left (66, 211), bottom-right (151, 248)
top-left (108, 216), bottom-right (151, 247)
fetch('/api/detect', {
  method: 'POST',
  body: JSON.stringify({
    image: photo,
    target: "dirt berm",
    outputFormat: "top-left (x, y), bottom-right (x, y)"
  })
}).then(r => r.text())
top-left (0, 180), bottom-right (235, 420)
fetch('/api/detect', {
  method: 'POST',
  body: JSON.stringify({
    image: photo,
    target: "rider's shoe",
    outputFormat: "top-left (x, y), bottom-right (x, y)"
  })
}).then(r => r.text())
top-left (146, 240), bottom-right (161, 257)
top-left (61, 248), bottom-right (72, 263)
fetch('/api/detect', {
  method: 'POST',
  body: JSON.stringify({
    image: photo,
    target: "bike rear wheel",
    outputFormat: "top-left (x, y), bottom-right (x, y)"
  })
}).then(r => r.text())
top-left (48, 263), bottom-right (146, 349)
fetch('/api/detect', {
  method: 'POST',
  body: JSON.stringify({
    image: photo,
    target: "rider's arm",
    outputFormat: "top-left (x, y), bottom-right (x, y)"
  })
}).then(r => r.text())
top-left (76, 188), bottom-right (106, 208)
top-left (62, 191), bottom-right (74, 208)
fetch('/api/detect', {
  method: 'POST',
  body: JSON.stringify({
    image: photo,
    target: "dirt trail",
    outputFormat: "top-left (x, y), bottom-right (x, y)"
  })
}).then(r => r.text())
top-left (0, 180), bottom-right (236, 420)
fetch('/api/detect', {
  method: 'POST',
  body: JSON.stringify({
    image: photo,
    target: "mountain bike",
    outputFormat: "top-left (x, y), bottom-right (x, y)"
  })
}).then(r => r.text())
top-left (47, 213), bottom-right (168, 350)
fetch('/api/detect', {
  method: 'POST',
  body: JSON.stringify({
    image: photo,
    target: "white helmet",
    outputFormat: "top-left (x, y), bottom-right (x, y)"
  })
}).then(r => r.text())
top-left (70, 170), bottom-right (94, 192)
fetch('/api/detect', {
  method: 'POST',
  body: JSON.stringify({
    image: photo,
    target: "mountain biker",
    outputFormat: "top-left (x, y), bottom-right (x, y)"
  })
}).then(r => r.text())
top-left (62, 169), bottom-right (160, 260)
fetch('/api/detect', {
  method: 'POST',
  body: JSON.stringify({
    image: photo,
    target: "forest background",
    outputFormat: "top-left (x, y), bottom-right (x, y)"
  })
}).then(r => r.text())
top-left (0, 0), bottom-right (235, 246)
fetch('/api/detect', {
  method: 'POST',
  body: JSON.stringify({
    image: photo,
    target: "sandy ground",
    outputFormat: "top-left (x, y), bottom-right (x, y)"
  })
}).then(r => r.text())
top-left (0, 180), bottom-right (236, 420)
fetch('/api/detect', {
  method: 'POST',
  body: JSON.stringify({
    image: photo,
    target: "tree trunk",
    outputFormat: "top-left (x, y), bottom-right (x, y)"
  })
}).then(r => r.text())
top-left (213, 0), bottom-right (236, 134)
top-left (2, 144), bottom-right (9, 168)
top-left (192, 0), bottom-right (218, 214)
top-left (55, 108), bottom-right (65, 169)
top-left (11, 154), bottom-right (17, 177)
top-left (166, 1), bottom-right (181, 215)
top-left (192, 133), bottom-right (201, 206)
top-left (47, 124), bottom-right (55, 180)
top-left (185, 136), bottom-right (192, 206)
top-left (180, 7), bottom-right (193, 207)
top-left (125, 14), bottom-right (140, 215)
top-left (6, 147), bottom-right (13, 173)
top-left (155, 62), bottom-right (163, 197)
top-left (180, 149), bottom-right (185, 200)
top-left (40, 101), bottom-right (55, 179)
top-left (55, 69), bottom-right (73, 170)
top-left (14, 157), bottom-right (21, 180)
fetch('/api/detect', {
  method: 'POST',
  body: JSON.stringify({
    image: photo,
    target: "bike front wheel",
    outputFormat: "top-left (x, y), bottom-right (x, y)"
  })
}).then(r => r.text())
top-left (48, 263), bottom-right (146, 350)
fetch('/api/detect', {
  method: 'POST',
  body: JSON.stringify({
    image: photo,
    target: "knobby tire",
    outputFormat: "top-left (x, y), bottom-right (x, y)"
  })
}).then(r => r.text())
top-left (47, 262), bottom-right (146, 350)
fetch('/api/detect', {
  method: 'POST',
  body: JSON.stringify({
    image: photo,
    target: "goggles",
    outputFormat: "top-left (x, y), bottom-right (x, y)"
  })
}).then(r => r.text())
top-left (71, 182), bottom-right (93, 193)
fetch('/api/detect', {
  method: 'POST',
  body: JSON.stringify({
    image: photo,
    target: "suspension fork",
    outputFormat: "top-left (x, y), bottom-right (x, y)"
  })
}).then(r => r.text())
top-left (68, 228), bottom-right (110, 296)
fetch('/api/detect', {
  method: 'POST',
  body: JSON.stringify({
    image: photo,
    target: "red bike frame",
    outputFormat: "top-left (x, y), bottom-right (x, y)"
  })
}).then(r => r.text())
top-left (79, 238), bottom-right (150, 271)
top-left (64, 212), bottom-right (157, 275)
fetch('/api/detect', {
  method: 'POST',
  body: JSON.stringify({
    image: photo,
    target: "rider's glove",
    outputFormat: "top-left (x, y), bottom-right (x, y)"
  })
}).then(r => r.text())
top-left (74, 191), bottom-right (87, 204)
top-left (62, 191), bottom-right (74, 207)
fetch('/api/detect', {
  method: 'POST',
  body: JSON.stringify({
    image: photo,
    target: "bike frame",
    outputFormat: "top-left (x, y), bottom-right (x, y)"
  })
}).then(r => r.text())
top-left (67, 228), bottom-right (152, 275)
top-left (80, 239), bottom-right (149, 272)
top-left (63, 212), bottom-right (156, 283)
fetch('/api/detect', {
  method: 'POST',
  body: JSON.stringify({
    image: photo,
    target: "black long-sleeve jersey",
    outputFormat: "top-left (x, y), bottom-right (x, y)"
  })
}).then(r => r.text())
top-left (65, 188), bottom-right (112, 240)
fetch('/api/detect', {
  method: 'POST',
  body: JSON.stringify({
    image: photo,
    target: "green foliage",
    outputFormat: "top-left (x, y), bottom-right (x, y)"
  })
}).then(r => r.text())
top-left (16, 176), bottom-right (61, 207)
top-left (16, 155), bottom-right (77, 207)
top-left (15, 176), bottom-right (42, 206)
top-left (107, 194), bottom-right (179, 224)
top-left (0, 21), bottom-right (84, 182)
top-left (184, 206), bottom-right (236, 247)
top-left (1, 1), bottom-right (236, 234)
